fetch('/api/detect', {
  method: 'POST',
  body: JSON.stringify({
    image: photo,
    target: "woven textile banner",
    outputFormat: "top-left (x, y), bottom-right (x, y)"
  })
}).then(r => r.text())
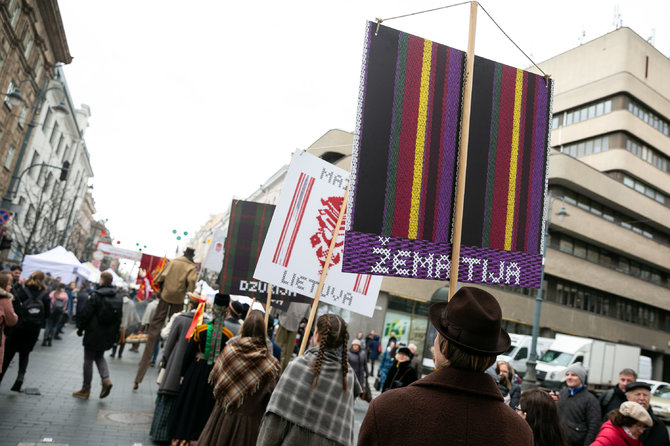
top-left (343, 22), bottom-right (553, 288)
top-left (254, 151), bottom-right (382, 317)
top-left (219, 200), bottom-right (310, 308)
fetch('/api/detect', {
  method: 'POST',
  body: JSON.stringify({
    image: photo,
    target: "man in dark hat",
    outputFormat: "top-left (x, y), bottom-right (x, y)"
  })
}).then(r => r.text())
top-left (358, 286), bottom-right (532, 445)
top-left (133, 247), bottom-right (197, 389)
top-left (626, 381), bottom-right (670, 446)
top-left (224, 300), bottom-right (246, 335)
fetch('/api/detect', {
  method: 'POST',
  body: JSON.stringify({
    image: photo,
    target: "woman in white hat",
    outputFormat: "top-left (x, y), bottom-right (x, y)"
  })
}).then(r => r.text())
top-left (591, 401), bottom-right (652, 445)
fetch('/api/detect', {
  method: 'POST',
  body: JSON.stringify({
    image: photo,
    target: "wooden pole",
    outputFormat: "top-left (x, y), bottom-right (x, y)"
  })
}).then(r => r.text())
top-left (298, 185), bottom-right (350, 356)
top-left (448, 1), bottom-right (478, 300)
top-left (264, 284), bottom-right (273, 327)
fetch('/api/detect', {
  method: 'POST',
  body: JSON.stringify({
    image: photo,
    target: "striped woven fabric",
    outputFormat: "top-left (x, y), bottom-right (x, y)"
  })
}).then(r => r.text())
top-left (219, 200), bottom-right (310, 305)
top-left (344, 22), bottom-right (553, 287)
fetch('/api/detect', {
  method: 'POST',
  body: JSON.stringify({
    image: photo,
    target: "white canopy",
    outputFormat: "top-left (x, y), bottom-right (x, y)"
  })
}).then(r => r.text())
top-left (21, 246), bottom-right (89, 284)
top-left (80, 262), bottom-right (102, 284)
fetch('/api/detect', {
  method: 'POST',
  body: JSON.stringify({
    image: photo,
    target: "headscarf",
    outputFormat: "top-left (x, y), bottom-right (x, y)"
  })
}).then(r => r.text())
top-left (205, 301), bottom-right (226, 365)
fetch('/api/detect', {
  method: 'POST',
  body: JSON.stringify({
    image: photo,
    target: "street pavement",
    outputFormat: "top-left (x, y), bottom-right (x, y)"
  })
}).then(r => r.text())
top-left (0, 323), bottom-right (374, 446)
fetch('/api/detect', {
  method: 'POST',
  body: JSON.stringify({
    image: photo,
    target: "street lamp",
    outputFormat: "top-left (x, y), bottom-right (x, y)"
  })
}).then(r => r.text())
top-left (1, 75), bottom-right (69, 212)
top-left (522, 190), bottom-right (569, 389)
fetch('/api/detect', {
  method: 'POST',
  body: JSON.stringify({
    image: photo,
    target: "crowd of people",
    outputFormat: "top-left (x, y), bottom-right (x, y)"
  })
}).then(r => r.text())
top-left (2, 254), bottom-right (669, 446)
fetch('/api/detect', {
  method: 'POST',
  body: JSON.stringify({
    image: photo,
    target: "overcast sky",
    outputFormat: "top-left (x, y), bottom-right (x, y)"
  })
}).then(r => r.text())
top-left (57, 0), bottom-right (670, 259)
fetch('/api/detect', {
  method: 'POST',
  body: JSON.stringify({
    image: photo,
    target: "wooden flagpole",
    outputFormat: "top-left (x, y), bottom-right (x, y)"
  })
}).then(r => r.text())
top-left (448, 1), bottom-right (478, 300)
top-left (264, 284), bottom-right (273, 326)
top-left (298, 185), bottom-right (350, 356)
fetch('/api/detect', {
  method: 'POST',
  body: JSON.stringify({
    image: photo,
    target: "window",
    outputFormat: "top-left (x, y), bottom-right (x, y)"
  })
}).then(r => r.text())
top-left (18, 106), bottom-right (27, 127)
top-left (22, 34), bottom-right (32, 59)
top-left (29, 152), bottom-right (39, 178)
top-left (559, 238), bottom-right (573, 254)
top-left (4, 80), bottom-right (16, 107)
top-left (56, 135), bottom-right (65, 154)
top-left (4, 144), bottom-right (15, 170)
top-left (49, 122), bottom-right (60, 146)
top-left (9, 0), bottom-right (20, 28)
top-left (573, 241), bottom-right (586, 259)
top-left (42, 107), bottom-right (53, 131)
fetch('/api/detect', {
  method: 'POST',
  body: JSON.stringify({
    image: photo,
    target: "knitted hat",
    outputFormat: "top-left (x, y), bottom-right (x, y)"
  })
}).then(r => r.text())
top-left (566, 363), bottom-right (587, 385)
top-left (352, 339), bottom-right (361, 347)
top-left (620, 401), bottom-right (653, 427)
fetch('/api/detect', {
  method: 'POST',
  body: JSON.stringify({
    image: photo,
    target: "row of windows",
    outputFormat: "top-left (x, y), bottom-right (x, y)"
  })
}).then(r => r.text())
top-left (552, 93), bottom-right (670, 139)
top-left (549, 231), bottom-right (669, 288)
top-left (511, 278), bottom-right (670, 333)
top-left (551, 187), bottom-right (669, 245)
top-left (621, 173), bottom-right (667, 206)
top-left (558, 131), bottom-right (670, 176)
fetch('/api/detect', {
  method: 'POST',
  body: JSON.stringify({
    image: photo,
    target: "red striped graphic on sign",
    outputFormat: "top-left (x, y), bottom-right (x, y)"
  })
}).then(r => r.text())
top-left (272, 173), bottom-right (315, 266)
top-left (354, 274), bottom-right (372, 295)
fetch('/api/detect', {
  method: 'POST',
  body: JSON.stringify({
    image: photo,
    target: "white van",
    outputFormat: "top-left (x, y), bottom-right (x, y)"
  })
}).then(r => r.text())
top-left (497, 334), bottom-right (554, 377)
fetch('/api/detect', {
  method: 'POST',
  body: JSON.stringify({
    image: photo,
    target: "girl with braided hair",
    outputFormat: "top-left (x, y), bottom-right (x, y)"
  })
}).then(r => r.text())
top-left (257, 314), bottom-right (361, 446)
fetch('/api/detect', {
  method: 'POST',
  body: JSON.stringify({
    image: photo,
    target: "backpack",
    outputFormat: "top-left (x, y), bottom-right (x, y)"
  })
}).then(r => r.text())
top-left (53, 297), bottom-right (65, 312)
top-left (97, 294), bottom-right (122, 325)
top-left (20, 286), bottom-right (47, 328)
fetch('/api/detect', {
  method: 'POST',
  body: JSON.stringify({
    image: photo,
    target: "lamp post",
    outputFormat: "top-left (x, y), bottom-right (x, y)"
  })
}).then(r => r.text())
top-left (522, 190), bottom-right (569, 389)
top-left (1, 75), bottom-right (69, 211)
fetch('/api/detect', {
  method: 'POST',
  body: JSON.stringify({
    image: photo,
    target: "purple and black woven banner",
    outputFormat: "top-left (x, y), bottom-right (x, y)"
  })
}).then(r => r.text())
top-left (219, 200), bottom-right (310, 307)
top-left (343, 22), bottom-right (553, 288)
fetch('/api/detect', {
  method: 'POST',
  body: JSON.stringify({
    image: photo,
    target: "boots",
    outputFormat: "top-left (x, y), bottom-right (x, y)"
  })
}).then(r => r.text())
top-left (10, 378), bottom-right (23, 392)
top-left (72, 389), bottom-right (90, 400)
top-left (100, 378), bottom-right (113, 399)
top-left (42, 339), bottom-right (48, 347)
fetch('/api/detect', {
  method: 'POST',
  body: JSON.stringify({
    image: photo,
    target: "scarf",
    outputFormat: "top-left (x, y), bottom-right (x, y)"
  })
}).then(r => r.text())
top-left (206, 304), bottom-right (226, 365)
top-left (265, 347), bottom-right (360, 446)
top-left (209, 337), bottom-right (280, 413)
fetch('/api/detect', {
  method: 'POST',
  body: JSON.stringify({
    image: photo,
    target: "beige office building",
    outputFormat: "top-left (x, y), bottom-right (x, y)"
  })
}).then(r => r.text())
top-left (305, 26), bottom-right (670, 380)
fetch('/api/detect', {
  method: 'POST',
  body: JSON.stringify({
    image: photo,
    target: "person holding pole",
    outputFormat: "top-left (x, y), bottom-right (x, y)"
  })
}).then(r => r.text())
top-left (275, 302), bottom-right (310, 371)
top-left (257, 313), bottom-right (360, 446)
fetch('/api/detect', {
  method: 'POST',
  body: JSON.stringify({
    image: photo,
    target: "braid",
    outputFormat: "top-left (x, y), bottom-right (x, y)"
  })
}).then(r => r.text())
top-left (341, 328), bottom-right (349, 392)
top-left (312, 315), bottom-right (331, 389)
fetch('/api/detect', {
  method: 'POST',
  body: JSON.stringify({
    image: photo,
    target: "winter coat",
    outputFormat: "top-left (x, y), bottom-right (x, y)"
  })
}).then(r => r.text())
top-left (367, 335), bottom-right (381, 361)
top-left (509, 382), bottom-right (521, 409)
top-left (557, 386), bottom-right (601, 446)
top-left (358, 366), bottom-right (533, 445)
top-left (154, 256), bottom-right (196, 305)
top-left (120, 296), bottom-right (140, 330)
top-left (0, 289), bottom-right (18, 370)
top-left (76, 285), bottom-right (122, 352)
top-left (378, 348), bottom-right (395, 387)
top-left (599, 385), bottom-right (629, 420)
top-left (381, 359), bottom-right (417, 392)
top-left (348, 348), bottom-right (368, 388)
top-left (6, 285), bottom-right (50, 352)
top-left (643, 409), bottom-right (670, 446)
top-left (158, 310), bottom-right (195, 394)
top-left (591, 420), bottom-right (641, 446)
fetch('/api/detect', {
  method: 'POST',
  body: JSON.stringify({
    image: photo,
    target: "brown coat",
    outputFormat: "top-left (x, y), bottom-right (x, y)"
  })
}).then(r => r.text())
top-left (0, 290), bottom-right (18, 370)
top-left (358, 366), bottom-right (533, 446)
top-left (154, 256), bottom-right (196, 305)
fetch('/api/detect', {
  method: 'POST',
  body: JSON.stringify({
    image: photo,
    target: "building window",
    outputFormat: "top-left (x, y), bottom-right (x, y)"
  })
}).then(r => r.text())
top-left (18, 105), bottom-right (28, 127)
top-left (22, 34), bottom-right (32, 59)
top-left (4, 144), bottom-right (15, 170)
top-left (4, 80), bottom-right (16, 107)
top-left (49, 122), bottom-right (59, 146)
top-left (29, 152), bottom-right (39, 179)
top-left (9, 0), bottom-right (20, 28)
top-left (42, 107), bottom-right (53, 131)
top-left (56, 135), bottom-right (65, 155)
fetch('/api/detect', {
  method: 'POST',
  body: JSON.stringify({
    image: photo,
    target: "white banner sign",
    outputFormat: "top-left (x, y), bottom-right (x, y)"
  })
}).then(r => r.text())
top-left (97, 243), bottom-right (138, 260)
top-left (254, 151), bottom-right (381, 317)
top-left (203, 229), bottom-right (226, 271)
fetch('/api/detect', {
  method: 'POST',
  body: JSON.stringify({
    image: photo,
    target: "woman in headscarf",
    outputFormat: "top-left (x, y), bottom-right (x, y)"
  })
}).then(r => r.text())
top-left (168, 294), bottom-right (234, 446)
top-left (256, 313), bottom-right (360, 446)
top-left (381, 345), bottom-right (418, 392)
top-left (197, 310), bottom-right (280, 445)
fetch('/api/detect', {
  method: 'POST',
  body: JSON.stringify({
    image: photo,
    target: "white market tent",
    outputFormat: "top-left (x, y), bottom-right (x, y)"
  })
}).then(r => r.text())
top-left (81, 262), bottom-right (102, 283)
top-left (21, 246), bottom-right (90, 284)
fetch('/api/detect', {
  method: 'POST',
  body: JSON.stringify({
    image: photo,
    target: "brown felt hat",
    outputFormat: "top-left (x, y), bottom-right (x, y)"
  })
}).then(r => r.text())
top-left (429, 286), bottom-right (510, 355)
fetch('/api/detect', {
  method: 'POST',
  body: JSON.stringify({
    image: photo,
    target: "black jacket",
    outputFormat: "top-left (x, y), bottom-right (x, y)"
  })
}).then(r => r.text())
top-left (598, 385), bottom-right (628, 420)
top-left (76, 285), bottom-right (121, 351)
top-left (557, 386), bottom-right (601, 446)
top-left (643, 409), bottom-right (670, 446)
top-left (381, 359), bottom-right (418, 392)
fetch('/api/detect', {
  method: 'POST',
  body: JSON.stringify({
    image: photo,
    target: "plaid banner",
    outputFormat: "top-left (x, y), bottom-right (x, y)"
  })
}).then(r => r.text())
top-left (219, 200), bottom-right (310, 307)
top-left (343, 22), bottom-right (553, 288)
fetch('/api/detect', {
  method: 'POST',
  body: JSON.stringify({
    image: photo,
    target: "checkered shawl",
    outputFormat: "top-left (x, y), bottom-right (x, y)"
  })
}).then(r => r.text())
top-left (209, 336), bottom-right (280, 414)
top-left (265, 347), bottom-right (360, 446)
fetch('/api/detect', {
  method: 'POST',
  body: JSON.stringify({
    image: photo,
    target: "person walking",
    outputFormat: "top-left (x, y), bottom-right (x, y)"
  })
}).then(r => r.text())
top-left (134, 248), bottom-right (197, 389)
top-left (377, 340), bottom-right (396, 391)
top-left (0, 271), bottom-right (50, 392)
top-left (43, 283), bottom-right (68, 346)
top-left (591, 401), bottom-right (652, 446)
top-left (257, 314), bottom-right (360, 446)
top-left (110, 288), bottom-right (140, 359)
top-left (381, 345), bottom-right (417, 392)
top-left (347, 339), bottom-right (368, 391)
top-left (72, 272), bottom-right (122, 400)
top-left (557, 363), bottom-right (601, 446)
top-left (497, 360), bottom-right (521, 409)
top-left (0, 271), bottom-right (18, 372)
top-left (367, 331), bottom-right (380, 375)
top-left (518, 388), bottom-right (568, 446)
top-left (168, 293), bottom-right (235, 445)
top-left (198, 310), bottom-right (281, 446)
top-left (358, 287), bottom-right (533, 445)
top-left (274, 302), bottom-right (310, 372)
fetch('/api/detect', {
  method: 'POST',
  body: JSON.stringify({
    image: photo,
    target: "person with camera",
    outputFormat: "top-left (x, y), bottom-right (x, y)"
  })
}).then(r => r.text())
top-left (381, 345), bottom-right (417, 392)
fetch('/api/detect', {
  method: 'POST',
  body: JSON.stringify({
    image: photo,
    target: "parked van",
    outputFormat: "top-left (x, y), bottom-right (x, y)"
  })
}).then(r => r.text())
top-left (497, 334), bottom-right (554, 377)
top-left (536, 334), bottom-right (644, 392)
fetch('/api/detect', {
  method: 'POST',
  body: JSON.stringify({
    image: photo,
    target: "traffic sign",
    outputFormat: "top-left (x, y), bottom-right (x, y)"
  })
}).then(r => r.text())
top-left (0, 209), bottom-right (10, 224)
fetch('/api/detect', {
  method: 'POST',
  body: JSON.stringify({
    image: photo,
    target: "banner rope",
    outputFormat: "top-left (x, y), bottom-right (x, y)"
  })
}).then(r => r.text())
top-left (375, 1), bottom-right (551, 82)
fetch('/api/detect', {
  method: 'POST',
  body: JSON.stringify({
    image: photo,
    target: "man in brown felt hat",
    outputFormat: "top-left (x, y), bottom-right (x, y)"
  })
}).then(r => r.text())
top-left (133, 247), bottom-right (197, 389)
top-left (358, 286), bottom-right (532, 445)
